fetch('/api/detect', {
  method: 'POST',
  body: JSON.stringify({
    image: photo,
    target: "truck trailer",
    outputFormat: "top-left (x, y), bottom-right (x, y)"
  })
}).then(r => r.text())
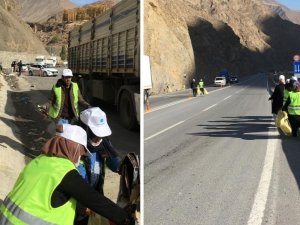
top-left (68, 0), bottom-right (140, 130)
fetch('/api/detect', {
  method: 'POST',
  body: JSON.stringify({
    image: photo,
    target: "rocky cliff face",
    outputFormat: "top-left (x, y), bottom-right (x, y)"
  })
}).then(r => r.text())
top-left (145, 0), bottom-right (300, 94)
top-left (0, 0), bottom-right (47, 54)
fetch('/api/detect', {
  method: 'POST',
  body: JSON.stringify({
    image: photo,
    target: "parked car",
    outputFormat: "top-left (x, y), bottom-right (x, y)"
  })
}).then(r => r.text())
top-left (29, 64), bottom-right (58, 77)
top-left (214, 77), bottom-right (226, 86)
top-left (229, 75), bottom-right (239, 83)
top-left (16, 63), bottom-right (30, 72)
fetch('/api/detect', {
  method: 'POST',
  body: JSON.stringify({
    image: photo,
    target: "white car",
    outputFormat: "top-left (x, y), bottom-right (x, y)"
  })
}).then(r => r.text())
top-left (214, 77), bottom-right (226, 86)
top-left (29, 64), bottom-right (58, 77)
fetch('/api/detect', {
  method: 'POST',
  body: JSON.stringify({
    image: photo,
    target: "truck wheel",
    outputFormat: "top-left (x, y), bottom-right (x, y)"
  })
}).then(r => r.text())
top-left (120, 91), bottom-right (138, 130)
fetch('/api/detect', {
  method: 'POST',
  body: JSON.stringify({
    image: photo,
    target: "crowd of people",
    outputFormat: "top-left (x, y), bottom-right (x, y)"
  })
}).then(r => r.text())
top-left (0, 69), bottom-right (137, 225)
top-left (190, 78), bottom-right (206, 97)
top-left (269, 74), bottom-right (300, 137)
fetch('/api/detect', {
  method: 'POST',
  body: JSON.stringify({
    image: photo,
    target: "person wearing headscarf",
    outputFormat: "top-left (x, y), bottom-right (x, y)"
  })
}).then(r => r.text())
top-left (0, 124), bottom-right (134, 225)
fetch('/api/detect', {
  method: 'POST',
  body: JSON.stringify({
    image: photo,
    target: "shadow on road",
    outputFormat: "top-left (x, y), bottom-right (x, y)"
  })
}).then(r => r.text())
top-left (189, 116), bottom-right (277, 140)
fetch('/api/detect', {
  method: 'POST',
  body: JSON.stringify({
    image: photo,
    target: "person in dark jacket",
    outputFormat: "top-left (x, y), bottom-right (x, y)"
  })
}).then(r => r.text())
top-left (269, 74), bottom-right (285, 115)
top-left (46, 69), bottom-right (90, 125)
top-left (0, 124), bottom-right (134, 225)
top-left (190, 78), bottom-right (197, 97)
top-left (75, 107), bottom-right (123, 225)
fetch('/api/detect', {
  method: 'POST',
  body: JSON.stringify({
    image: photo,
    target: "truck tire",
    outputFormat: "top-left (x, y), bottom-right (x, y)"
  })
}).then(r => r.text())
top-left (120, 91), bottom-right (138, 130)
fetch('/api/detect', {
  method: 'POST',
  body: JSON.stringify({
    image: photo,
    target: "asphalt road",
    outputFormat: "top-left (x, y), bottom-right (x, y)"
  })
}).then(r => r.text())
top-left (144, 74), bottom-right (300, 225)
top-left (21, 73), bottom-right (140, 157)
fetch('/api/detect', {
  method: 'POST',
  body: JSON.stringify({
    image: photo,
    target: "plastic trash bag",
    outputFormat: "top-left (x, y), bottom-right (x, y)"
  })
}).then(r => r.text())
top-left (275, 110), bottom-right (292, 136)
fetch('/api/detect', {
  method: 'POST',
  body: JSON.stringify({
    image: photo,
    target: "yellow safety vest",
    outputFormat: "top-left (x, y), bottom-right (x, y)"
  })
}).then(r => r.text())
top-left (48, 82), bottom-right (79, 119)
top-left (0, 155), bottom-right (77, 225)
top-left (288, 92), bottom-right (300, 115)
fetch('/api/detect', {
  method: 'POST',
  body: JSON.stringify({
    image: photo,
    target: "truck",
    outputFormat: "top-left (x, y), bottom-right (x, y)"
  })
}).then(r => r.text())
top-left (219, 69), bottom-right (230, 83)
top-left (68, 0), bottom-right (140, 130)
top-left (45, 56), bottom-right (57, 67)
top-left (35, 56), bottom-right (45, 65)
top-left (142, 55), bottom-right (152, 103)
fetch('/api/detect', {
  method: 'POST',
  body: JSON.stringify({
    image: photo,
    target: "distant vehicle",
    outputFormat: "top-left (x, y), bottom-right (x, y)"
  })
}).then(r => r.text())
top-left (142, 55), bottom-right (152, 103)
top-left (45, 56), bottom-right (57, 67)
top-left (219, 69), bottom-right (230, 82)
top-left (29, 64), bottom-right (58, 77)
top-left (214, 77), bottom-right (226, 86)
top-left (229, 75), bottom-right (239, 83)
top-left (35, 56), bottom-right (45, 65)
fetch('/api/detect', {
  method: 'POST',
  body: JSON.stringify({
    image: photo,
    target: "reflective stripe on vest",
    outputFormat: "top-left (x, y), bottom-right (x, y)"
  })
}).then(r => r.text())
top-left (0, 155), bottom-right (76, 225)
top-left (288, 92), bottom-right (300, 115)
top-left (48, 82), bottom-right (79, 119)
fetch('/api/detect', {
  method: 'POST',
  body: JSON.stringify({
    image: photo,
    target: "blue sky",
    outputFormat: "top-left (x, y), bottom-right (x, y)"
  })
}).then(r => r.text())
top-left (70, 0), bottom-right (99, 6)
top-left (277, 0), bottom-right (300, 10)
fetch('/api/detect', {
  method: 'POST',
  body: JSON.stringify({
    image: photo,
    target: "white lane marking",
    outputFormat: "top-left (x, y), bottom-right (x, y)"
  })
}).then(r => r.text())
top-left (202, 104), bottom-right (217, 112)
top-left (247, 129), bottom-right (278, 225)
top-left (223, 95), bottom-right (232, 100)
top-left (144, 121), bottom-right (185, 141)
top-left (148, 99), bottom-right (190, 113)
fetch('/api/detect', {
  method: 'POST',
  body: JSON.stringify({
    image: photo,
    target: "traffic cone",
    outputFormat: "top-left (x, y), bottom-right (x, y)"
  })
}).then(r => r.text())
top-left (145, 98), bottom-right (152, 112)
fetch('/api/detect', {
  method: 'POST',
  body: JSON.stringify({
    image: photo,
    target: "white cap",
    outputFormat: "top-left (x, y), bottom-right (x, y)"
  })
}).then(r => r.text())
top-left (80, 107), bottom-right (112, 137)
top-left (291, 76), bottom-right (297, 81)
top-left (62, 69), bottom-right (73, 77)
top-left (56, 124), bottom-right (91, 155)
top-left (279, 75), bottom-right (285, 81)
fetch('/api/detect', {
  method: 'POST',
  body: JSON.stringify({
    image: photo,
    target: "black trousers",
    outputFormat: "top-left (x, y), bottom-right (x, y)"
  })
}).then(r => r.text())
top-left (192, 88), bottom-right (197, 97)
top-left (288, 114), bottom-right (300, 137)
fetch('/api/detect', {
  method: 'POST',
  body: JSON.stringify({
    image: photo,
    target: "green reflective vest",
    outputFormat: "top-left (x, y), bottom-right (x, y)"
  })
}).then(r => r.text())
top-left (48, 82), bottom-right (79, 119)
top-left (199, 81), bottom-right (204, 88)
top-left (0, 155), bottom-right (76, 225)
top-left (288, 92), bottom-right (300, 115)
top-left (283, 89), bottom-right (289, 105)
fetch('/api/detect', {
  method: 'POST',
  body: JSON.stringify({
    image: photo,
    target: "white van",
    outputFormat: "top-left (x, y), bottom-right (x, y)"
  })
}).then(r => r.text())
top-left (214, 77), bottom-right (226, 86)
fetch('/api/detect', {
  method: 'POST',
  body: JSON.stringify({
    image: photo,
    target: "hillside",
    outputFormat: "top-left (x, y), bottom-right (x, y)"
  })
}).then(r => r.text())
top-left (0, 0), bottom-right (47, 54)
top-left (145, 0), bottom-right (300, 94)
top-left (15, 0), bottom-right (77, 23)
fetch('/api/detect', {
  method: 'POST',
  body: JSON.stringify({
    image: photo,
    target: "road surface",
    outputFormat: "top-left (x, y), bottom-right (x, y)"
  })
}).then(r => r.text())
top-left (144, 73), bottom-right (300, 225)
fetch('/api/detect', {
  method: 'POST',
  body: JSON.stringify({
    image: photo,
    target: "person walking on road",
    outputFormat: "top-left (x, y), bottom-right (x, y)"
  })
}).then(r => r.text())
top-left (282, 81), bottom-right (300, 137)
top-left (269, 74), bottom-right (285, 115)
top-left (46, 68), bottom-right (90, 125)
top-left (0, 124), bottom-right (135, 225)
top-left (17, 60), bottom-right (22, 76)
top-left (75, 107), bottom-right (123, 225)
top-left (190, 79), bottom-right (197, 97)
top-left (198, 79), bottom-right (205, 95)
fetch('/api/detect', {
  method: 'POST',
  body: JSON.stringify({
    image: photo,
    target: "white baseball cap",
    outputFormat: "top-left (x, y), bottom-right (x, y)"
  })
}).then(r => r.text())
top-left (56, 124), bottom-right (91, 156)
top-left (279, 75), bottom-right (285, 81)
top-left (80, 107), bottom-right (112, 137)
top-left (291, 76), bottom-right (297, 81)
top-left (62, 69), bottom-right (73, 77)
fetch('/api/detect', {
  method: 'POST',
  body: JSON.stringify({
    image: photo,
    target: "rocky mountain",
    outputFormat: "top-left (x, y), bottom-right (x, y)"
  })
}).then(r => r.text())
top-left (145, 0), bottom-right (300, 94)
top-left (263, 0), bottom-right (300, 25)
top-left (0, 0), bottom-right (47, 54)
top-left (15, 0), bottom-right (77, 23)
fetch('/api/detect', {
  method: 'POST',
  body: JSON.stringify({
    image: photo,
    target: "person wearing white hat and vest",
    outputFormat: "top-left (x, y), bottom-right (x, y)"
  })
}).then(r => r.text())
top-left (269, 74), bottom-right (285, 115)
top-left (46, 69), bottom-right (90, 125)
top-left (75, 107), bottom-right (123, 225)
top-left (283, 81), bottom-right (300, 137)
top-left (0, 124), bottom-right (134, 225)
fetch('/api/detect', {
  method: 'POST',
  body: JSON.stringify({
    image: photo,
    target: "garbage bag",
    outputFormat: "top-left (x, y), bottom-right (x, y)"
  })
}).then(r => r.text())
top-left (204, 88), bottom-right (208, 95)
top-left (276, 110), bottom-right (292, 136)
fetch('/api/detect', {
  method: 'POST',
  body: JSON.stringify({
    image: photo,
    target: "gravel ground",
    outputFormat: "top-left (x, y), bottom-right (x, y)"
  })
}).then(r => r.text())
top-left (0, 71), bottom-right (120, 203)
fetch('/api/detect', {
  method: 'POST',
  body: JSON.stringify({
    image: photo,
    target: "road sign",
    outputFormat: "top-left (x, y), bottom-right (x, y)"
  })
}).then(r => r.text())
top-left (294, 55), bottom-right (300, 61)
top-left (294, 61), bottom-right (300, 73)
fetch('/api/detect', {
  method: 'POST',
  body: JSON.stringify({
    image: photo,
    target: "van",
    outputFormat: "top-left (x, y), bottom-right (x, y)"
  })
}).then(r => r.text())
top-left (214, 77), bottom-right (226, 86)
